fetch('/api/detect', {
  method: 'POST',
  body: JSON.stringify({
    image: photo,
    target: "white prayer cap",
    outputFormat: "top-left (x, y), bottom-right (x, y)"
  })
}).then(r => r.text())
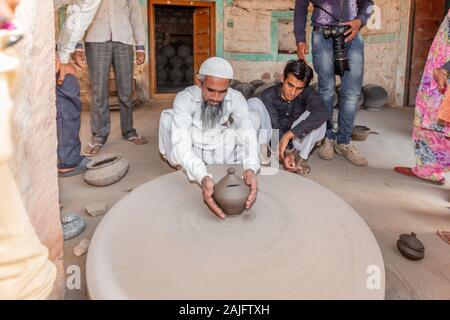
top-left (199, 57), bottom-right (234, 80)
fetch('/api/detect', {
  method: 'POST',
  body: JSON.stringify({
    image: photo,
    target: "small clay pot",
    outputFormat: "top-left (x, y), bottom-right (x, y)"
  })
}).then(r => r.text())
top-left (397, 232), bottom-right (425, 261)
top-left (213, 167), bottom-right (250, 216)
top-left (352, 126), bottom-right (371, 141)
top-left (84, 154), bottom-right (129, 187)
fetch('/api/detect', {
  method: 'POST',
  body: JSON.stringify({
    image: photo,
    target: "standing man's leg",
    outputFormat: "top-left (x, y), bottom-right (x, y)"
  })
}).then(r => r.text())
top-left (311, 31), bottom-right (337, 160)
top-left (84, 42), bottom-right (114, 155)
top-left (56, 74), bottom-right (90, 176)
top-left (334, 34), bottom-right (368, 166)
top-left (113, 42), bottom-right (147, 144)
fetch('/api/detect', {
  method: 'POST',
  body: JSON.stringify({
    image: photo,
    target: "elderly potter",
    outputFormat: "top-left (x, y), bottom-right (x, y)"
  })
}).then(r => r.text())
top-left (158, 57), bottom-right (260, 219)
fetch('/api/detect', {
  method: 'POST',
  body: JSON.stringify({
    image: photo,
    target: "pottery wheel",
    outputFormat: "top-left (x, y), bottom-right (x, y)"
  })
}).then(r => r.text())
top-left (86, 165), bottom-right (385, 299)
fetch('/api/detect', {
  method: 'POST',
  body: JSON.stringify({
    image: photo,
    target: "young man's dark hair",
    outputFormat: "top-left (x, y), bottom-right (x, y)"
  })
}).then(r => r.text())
top-left (283, 59), bottom-right (314, 86)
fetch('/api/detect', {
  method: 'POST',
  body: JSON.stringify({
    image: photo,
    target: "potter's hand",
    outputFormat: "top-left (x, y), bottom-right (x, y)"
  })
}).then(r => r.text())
top-left (343, 19), bottom-right (362, 43)
top-left (201, 176), bottom-right (226, 219)
top-left (296, 42), bottom-right (309, 61)
top-left (243, 169), bottom-right (258, 210)
top-left (433, 68), bottom-right (448, 93)
top-left (278, 131), bottom-right (294, 161)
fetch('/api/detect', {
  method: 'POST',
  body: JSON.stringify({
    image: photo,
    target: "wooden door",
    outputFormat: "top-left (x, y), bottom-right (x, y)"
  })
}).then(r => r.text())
top-left (408, 0), bottom-right (445, 105)
top-left (193, 7), bottom-right (211, 76)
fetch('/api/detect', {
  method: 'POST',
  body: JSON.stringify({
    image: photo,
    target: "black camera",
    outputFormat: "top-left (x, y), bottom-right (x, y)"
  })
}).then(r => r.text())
top-left (323, 25), bottom-right (351, 76)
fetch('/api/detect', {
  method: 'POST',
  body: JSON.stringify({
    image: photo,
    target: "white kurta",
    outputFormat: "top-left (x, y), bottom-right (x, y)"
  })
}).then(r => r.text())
top-left (159, 86), bottom-right (260, 184)
top-left (54, 0), bottom-right (101, 63)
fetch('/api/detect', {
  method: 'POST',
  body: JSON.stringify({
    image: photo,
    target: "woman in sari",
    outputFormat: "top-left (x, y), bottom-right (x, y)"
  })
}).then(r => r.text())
top-left (395, 11), bottom-right (450, 185)
top-left (396, 12), bottom-right (450, 244)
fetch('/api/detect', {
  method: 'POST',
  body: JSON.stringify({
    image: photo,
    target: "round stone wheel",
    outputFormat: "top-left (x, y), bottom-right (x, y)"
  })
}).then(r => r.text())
top-left (87, 165), bottom-right (385, 299)
top-left (84, 154), bottom-right (129, 187)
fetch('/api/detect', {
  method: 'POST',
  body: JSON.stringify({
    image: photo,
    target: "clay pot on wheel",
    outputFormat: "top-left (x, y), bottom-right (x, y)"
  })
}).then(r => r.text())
top-left (213, 168), bottom-right (250, 216)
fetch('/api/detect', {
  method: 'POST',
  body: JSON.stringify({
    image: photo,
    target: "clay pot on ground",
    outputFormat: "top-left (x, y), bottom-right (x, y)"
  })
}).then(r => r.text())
top-left (84, 154), bottom-right (129, 187)
top-left (250, 80), bottom-right (266, 88)
top-left (252, 81), bottom-right (280, 99)
top-left (362, 84), bottom-right (388, 110)
top-left (213, 167), bottom-right (250, 216)
top-left (230, 79), bottom-right (241, 89)
top-left (234, 82), bottom-right (256, 100)
top-left (397, 232), bottom-right (425, 261)
top-left (352, 125), bottom-right (371, 141)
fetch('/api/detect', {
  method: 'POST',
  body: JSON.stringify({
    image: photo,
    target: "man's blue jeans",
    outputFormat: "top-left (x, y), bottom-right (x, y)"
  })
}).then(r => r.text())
top-left (312, 31), bottom-right (364, 145)
top-left (56, 74), bottom-right (83, 169)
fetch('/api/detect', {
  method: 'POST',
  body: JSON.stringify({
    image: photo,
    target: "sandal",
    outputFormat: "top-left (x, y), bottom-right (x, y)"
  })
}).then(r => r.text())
top-left (295, 158), bottom-right (311, 176)
top-left (436, 230), bottom-right (450, 244)
top-left (82, 142), bottom-right (103, 157)
top-left (394, 167), bottom-right (445, 185)
top-left (127, 134), bottom-right (148, 145)
top-left (58, 157), bottom-right (91, 178)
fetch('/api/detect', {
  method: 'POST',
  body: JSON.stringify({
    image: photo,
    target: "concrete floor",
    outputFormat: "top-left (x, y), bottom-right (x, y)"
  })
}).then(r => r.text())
top-left (61, 102), bottom-right (450, 300)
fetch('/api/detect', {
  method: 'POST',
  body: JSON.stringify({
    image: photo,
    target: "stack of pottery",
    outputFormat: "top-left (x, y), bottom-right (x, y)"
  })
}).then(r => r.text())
top-left (157, 42), bottom-right (194, 85)
top-left (213, 167), bottom-right (250, 216)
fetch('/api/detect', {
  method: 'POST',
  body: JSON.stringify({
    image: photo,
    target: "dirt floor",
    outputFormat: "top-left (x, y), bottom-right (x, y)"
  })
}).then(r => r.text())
top-left (60, 102), bottom-right (450, 300)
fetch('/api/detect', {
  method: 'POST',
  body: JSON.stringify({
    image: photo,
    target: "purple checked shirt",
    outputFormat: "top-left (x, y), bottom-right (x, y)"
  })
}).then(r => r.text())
top-left (294, 0), bottom-right (374, 43)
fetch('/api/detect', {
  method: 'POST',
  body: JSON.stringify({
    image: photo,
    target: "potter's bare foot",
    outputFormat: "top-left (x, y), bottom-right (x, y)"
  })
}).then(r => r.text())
top-left (437, 230), bottom-right (450, 244)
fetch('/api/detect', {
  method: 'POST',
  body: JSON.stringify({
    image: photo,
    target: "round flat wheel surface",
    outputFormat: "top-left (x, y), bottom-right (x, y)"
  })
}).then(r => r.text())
top-left (87, 165), bottom-right (385, 299)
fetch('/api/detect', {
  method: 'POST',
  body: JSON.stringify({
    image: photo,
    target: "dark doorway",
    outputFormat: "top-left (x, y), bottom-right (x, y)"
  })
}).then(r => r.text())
top-left (149, 0), bottom-right (216, 99)
top-left (154, 5), bottom-right (195, 94)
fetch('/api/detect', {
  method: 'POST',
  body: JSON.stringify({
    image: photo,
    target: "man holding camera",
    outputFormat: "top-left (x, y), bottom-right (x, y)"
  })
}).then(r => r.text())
top-left (294, 0), bottom-right (374, 166)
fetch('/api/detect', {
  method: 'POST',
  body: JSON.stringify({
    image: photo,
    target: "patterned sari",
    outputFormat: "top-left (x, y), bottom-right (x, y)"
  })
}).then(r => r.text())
top-left (412, 11), bottom-right (450, 182)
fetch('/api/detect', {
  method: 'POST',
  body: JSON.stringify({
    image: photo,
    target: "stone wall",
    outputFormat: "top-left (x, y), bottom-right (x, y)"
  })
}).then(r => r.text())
top-left (71, 0), bottom-right (414, 106)
top-left (223, 0), bottom-right (413, 106)
top-left (11, 0), bottom-right (64, 298)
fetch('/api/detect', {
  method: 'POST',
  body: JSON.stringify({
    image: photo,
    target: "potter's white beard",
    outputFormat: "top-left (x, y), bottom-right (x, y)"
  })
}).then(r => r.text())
top-left (201, 101), bottom-right (224, 129)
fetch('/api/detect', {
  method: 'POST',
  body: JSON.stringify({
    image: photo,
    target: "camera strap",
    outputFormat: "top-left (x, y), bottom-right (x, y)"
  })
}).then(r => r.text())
top-left (311, 0), bottom-right (346, 24)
